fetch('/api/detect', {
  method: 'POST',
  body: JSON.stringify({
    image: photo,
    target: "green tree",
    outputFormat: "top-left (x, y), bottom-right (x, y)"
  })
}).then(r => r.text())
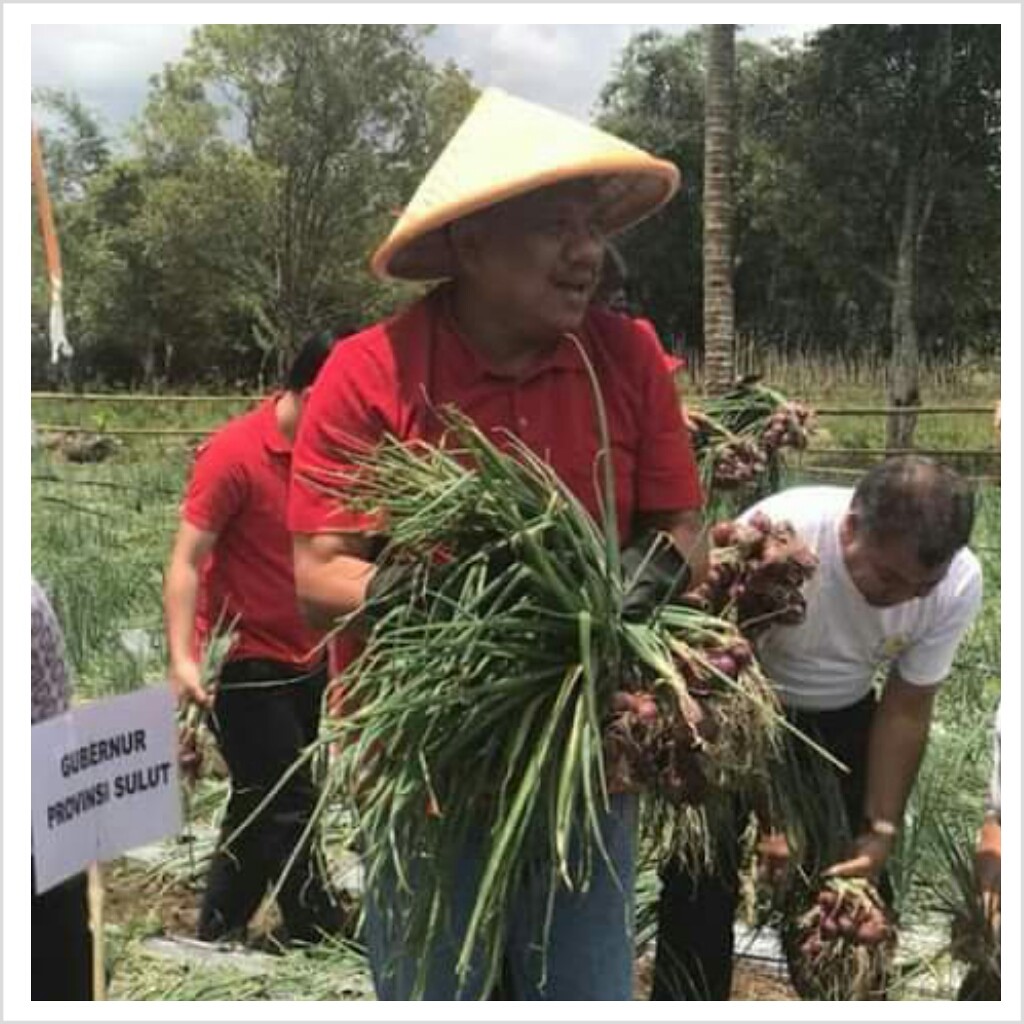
top-left (31, 89), bottom-right (112, 386)
top-left (778, 25), bottom-right (1000, 442)
top-left (597, 25), bottom-right (999, 398)
top-left (176, 24), bottom-right (475, 367)
top-left (32, 26), bottom-right (477, 389)
top-left (32, 88), bottom-right (110, 201)
top-left (598, 30), bottom-right (706, 354)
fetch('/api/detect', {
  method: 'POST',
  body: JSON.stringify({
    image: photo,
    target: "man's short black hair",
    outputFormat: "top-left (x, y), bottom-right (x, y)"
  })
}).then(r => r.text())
top-left (850, 455), bottom-right (976, 568)
top-left (285, 325), bottom-right (357, 392)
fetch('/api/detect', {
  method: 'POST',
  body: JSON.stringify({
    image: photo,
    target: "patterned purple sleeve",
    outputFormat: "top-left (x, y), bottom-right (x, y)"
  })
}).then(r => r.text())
top-left (31, 580), bottom-right (72, 724)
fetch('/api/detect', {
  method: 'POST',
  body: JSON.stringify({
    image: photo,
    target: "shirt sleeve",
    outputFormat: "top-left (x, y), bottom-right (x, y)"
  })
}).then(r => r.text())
top-left (288, 340), bottom-right (390, 535)
top-left (181, 432), bottom-right (249, 534)
top-left (631, 320), bottom-right (704, 513)
top-left (897, 556), bottom-right (984, 686)
top-left (31, 580), bottom-right (72, 724)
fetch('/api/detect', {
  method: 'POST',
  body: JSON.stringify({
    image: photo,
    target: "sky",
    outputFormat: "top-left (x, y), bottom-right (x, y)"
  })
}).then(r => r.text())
top-left (30, 23), bottom-right (828, 134)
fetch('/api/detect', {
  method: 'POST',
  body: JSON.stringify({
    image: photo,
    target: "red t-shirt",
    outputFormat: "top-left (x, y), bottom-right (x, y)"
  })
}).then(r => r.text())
top-left (288, 288), bottom-right (703, 542)
top-left (183, 396), bottom-right (324, 669)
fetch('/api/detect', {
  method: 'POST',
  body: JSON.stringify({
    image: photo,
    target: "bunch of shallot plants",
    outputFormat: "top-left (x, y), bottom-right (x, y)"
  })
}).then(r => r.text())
top-left (781, 876), bottom-right (896, 1000)
top-left (687, 381), bottom-right (817, 497)
top-left (685, 512), bottom-right (818, 638)
top-left (310, 403), bottom-right (791, 998)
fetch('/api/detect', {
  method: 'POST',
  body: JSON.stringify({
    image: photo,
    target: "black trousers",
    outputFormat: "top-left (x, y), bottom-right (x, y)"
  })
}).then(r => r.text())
top-left (651, 693), bottom-right (883, 1000)
top-left (198, 658), bottom-right (342, 942)
top-left (32, 862), bottom-right (93, 1000)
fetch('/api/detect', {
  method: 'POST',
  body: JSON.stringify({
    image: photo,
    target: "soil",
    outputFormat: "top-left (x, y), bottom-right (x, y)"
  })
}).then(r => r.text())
top-left (633, 949), bottom-right (798, 1001)
top-left (107, 861), bottom-right (798, 1001)
top-left (731, 960), bottom-right (798, 1000)
top-left (103, 860), bottom-right (200, 937)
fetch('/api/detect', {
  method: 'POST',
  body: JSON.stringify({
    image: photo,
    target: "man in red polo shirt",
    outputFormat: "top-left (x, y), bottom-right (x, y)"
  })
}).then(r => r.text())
top-left (287, 90), bottom-right (706, 999)
top-left (164, 328), bottom-right (351, 945)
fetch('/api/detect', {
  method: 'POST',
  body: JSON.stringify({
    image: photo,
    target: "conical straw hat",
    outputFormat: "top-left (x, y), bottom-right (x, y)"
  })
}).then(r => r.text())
top-left (371, 88), bottom-right (681, 281)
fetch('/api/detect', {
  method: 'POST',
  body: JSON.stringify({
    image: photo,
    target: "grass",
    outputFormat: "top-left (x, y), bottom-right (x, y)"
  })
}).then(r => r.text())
top-left (31, 446), bottom-right (186, 697)
top-left (106, 922), bottom-right (374, 1001)
top-left (30, 373), bottom-right (1000, 1000)
top-left (32, 393), bottom-right (259, 434)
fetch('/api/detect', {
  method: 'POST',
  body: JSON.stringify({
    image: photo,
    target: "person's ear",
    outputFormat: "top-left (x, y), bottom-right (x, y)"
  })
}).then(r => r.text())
top-left (839, 511), bottom-right (856, 548)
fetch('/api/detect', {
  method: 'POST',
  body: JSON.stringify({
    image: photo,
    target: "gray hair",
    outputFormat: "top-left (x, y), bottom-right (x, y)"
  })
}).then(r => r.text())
top-left (850, 456), bottom-right (976, 568)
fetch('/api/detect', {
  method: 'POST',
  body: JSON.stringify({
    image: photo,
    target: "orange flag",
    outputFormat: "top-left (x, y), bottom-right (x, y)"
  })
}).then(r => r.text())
top-left (31, 122), bottom-right (72, 363)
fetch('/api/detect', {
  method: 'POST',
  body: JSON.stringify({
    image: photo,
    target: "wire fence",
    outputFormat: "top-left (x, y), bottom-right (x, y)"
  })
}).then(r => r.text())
top-left (32, 391), bottom-right (999, 415)
top-left (32, 391), bottom-right (1001, 485)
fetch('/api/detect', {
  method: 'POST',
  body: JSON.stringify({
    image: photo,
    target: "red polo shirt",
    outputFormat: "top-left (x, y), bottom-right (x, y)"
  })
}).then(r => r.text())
top-left (288, 288), bottom-right (702, 542)
top-left (183, 396), bottom-right (324, 669)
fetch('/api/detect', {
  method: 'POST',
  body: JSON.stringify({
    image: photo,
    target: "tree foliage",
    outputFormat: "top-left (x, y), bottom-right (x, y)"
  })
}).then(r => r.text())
top-left (598, 25), bottom-right (1000, 377)
top-left (32, 24), bottom-right (998, 391)
top-left (32, 26), bottom-right (477, 388)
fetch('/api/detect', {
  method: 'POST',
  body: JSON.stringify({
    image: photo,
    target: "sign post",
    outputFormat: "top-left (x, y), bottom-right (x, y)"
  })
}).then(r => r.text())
top-left (88, 863), bottom-right (106, 1000)
top-left (32, 684), bottom-right (181, 893)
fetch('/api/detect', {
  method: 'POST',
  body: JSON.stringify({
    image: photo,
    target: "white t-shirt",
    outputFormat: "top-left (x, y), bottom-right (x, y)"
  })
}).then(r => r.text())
top-left (740, 487), bottom-right (984, 711)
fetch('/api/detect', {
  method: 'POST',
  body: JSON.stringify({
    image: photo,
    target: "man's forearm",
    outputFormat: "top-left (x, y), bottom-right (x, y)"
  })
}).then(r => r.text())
top-left (862, 683), bottom-right (935, 827)
top-left (164, 560), bottom-right (200, 667)
top-left (293, 535), bottom-right (376, 629)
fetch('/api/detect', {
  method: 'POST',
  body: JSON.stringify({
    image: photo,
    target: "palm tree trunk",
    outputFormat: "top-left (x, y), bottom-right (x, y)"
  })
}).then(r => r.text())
top-left (703, 24), bottom-right (737, 396)
top-left (887, 164), bottom-right (921, 449)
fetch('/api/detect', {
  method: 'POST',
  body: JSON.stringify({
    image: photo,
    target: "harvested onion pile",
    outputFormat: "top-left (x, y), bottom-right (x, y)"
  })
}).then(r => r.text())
top-left (760, 401), bottom-right (815, 455)
top-left (782, 877), bottom-right (895, 1000)
top-left (603, 626), bottom-right (776, 810)
top-left (686, 512), bottom-right (818, 638)
top-left (708, 437), bottom-right (768, 490)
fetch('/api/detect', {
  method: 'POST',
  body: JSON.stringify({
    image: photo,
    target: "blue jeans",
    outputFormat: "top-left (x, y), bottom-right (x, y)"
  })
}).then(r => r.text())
top-left (365, 793), bottom-right (637, 1000)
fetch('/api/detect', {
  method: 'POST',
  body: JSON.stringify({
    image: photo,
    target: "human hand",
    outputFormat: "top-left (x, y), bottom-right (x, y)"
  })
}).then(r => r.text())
top-left (824, 830), bottom-right (896, 880)
top-left (621, 531), bottom-right (692, 622)
top-left (976, 819), bottom-right (1001, 925)
top-left (364, 557), bottom-right (472, 623)
top-left (169, 658), bottom-right (212, 709)
top-left (363, 562), bottom-right (421, 623)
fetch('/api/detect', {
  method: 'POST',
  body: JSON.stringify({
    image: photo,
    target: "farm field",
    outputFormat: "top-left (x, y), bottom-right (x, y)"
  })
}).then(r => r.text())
top-left (30, 379), bottom-right (1001, 1001)
top-left (26, 15), bottom-right (1003, 1004)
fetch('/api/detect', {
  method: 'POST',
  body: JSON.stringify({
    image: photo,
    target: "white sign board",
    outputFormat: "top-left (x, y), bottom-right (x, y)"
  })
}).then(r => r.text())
top-left (32, 684), bottom-right (181, 893)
